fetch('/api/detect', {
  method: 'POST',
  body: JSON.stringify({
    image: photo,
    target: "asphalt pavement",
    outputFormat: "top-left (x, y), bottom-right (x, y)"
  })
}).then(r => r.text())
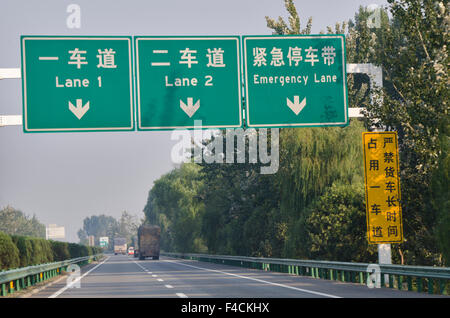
top-left (26, 254), bottom-right (447, 299)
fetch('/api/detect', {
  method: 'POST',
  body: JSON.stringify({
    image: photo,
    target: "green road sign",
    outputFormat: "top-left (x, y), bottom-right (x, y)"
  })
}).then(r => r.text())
top-left (21, 36), bottom-right (134, 132)
top-left (135, 36), bottom-right (242, 130)
top-left (243, 35), bottom-right (348, 128)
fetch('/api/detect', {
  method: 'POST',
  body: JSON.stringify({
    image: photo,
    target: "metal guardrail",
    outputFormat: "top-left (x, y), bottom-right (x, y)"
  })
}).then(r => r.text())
top-left (162, 252), bottom-right (450, 295)
top-left (0, 254), bottom-right (102, 296)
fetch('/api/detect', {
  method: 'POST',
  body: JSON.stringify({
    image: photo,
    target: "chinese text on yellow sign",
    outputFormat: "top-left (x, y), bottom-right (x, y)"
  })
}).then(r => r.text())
top-left (363, 132), bottom-right (403, 244)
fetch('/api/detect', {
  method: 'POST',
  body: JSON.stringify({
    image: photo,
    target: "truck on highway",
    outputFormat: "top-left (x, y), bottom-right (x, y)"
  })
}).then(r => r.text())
top-left (137, 224), bottom-right (160, 260)
top-left (113, 237), bottom-right (127, 255)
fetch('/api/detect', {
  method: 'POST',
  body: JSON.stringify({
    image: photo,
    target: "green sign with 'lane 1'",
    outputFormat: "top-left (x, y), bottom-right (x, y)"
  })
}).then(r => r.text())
top-left (135, 36), bottom-right (242, 130)
top-left (21, 36), bottom-right (134, 132)
top-left (243, 35), bottom-right (348, 128)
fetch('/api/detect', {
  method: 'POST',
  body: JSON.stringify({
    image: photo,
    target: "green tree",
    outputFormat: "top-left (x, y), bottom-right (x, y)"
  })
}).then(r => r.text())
top-left (50, 241), bottom-right (70, 262)
top-left (139, 0), bottom-right (448, 265)
top-left (0, 231), bottom-right (20, 270)
top-left (78, 214), bottom-right (119, 250)
top-left (31, 238), bottom-right (53, 264)
top-left (276, 121), bottom-right (367, 259)
top-left (264, 1), bottom-right (381, 260)
top-left (0, 206), bottom-right (45, 238)
top-left (116, 211), bottom-right (141, 246)
top-left (143, 163), bottom-right (206, 253)
top-left (265, 0), bottom-right (312, 35)
top-left (268, 0), bottom-right (449, 265)
top-left (305, 181), bottom-right (377, 262)
top-left (10, 235), bottom-right (33, 267)
top-left (197, 128), bottom-right (281, 256)
top-left (364, 0), bottom-right (449, 265)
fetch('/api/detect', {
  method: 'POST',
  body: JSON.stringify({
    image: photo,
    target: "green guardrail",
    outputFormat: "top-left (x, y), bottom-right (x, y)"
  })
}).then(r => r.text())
top-left (162, 252), bottom-right (450, 296)
top-left (0, 254), bottom-right (102, 297)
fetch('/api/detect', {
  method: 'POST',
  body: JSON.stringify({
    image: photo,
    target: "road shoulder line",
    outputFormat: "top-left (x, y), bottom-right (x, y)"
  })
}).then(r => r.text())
top-left (165, 259), bottom-right (341, 298)
top-left (48, 256), bottom-right (110, 298)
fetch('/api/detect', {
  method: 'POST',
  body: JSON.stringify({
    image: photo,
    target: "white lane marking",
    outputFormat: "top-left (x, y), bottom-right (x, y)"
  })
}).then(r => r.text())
top-left (133, 260), bottom-right (148, 272)
top-left (134, 259), bottom-right (180, 296)
top-left (134, 260), bottom-right (156, 275)
top-left (134, 262), bottom-right (163, 279)
top-left (164, 260), bottom-right (341, 298)
top-left (48, 256), bottom-right (110, 298)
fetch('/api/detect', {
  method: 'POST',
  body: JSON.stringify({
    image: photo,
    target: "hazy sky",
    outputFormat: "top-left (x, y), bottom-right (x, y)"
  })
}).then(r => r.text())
top-left (0, 0), bottom-right (388, 242)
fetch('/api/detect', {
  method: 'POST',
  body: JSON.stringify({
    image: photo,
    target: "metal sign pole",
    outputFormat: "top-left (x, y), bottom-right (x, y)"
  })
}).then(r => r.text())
top-left (347, 63), bottom-right (393, 278)
top-left (0, 68), bottom-right (22, 127)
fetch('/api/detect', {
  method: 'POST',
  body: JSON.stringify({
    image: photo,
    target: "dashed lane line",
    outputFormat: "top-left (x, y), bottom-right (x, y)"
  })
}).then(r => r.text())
top-left (164, 259), bottom-right (341, 298)
top-left (134, 260), bottom-right (185, 297)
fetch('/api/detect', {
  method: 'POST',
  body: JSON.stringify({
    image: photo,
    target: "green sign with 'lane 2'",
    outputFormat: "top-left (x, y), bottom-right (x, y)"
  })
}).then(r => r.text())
top-left (135, 36), bottom-right (243, 130)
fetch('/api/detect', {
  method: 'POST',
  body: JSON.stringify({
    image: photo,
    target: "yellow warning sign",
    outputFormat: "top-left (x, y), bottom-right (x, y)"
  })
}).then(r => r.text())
top-left (363, 132), bottom-right (403, 244)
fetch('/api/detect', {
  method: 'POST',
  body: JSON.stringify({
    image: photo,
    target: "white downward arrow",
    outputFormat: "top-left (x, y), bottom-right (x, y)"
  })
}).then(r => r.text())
top-left (180, 97), bottom-right (200, 118)
top-left (286, 96), bottom-right (306, 115)
top-left (68, 99), bottom-right (90, 120)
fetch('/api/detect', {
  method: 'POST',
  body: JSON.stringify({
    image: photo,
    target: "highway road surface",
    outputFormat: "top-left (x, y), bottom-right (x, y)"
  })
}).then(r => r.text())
top-left (26, 254), bottom-right (447, 299)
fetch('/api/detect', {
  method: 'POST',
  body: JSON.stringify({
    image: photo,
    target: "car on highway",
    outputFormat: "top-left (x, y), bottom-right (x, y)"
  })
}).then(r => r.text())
top-left (127, 246), bottom-right (134, 256)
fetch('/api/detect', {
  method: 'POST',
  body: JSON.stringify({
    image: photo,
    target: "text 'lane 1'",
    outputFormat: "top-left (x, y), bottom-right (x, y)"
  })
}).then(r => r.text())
top-left (21, 36), bottom-right (134, 132)
top-left (243, 35), bottom-right (348, 128)
top-left (135, 36), bottom-right (242, 130)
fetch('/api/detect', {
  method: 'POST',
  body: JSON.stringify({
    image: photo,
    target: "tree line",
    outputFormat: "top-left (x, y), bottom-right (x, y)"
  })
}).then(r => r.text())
top-left (143, 0), bottom-right (449, 266)
top-left (0, 206), bottom-right (104, 270)
top-left (0, 231), bottom-right (102, 271)
top-left (0, 206), bottom-right (45, 238)
top-left (77, 211), bottom-right (142, 251)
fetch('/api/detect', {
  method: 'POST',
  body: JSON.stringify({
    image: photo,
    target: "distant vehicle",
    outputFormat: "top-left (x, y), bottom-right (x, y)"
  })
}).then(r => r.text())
top-left (128, 246), bottom-right (134, 255)
top-left (137, 224), bottom-right (160, 260)
top-left (114, 237), bottom-right (127, 255)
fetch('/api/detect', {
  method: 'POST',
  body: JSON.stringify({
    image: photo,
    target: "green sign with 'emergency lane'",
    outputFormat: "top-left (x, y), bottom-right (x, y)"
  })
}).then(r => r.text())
top-left (243, 35), bottom-right (348, 128)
